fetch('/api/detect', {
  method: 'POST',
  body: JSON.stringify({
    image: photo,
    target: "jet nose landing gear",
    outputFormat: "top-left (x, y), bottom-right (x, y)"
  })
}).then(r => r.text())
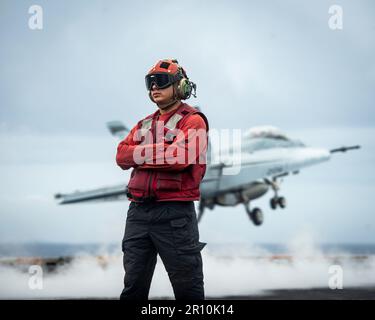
top-left (278, 196), bottom-right (287, 208)
top-left (270, 196), bottom-right (287, 209)
top-left (244, 202), bottom-right (264, 226)
top-left (265, 177), bottom-right (287, 210)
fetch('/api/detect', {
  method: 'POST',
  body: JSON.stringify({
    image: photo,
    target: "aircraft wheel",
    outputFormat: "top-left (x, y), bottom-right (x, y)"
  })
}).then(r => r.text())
top-left (270, 197), bottom-right (278, 210)
top-left (278, 196), bottom-right (286, 209)
top-left (250, 208), bottom-right (264, 226)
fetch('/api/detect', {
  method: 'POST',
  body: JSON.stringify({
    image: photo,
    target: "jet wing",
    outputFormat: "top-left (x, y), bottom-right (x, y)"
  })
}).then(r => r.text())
top-left (57, 143), bottom-right (360, 204)
top-left (54, 184), bottom-right (128, 205)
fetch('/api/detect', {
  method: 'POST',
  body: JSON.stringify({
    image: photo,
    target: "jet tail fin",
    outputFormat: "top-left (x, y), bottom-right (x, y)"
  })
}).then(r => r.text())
top-left (106, 121), bottom-right (130, 140)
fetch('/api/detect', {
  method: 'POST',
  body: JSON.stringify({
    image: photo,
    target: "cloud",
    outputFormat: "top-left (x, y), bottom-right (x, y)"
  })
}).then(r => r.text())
top-left (0, 0), bottom-right (374, 134)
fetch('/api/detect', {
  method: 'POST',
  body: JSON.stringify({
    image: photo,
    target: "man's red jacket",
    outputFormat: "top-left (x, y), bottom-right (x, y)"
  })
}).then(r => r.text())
top-left (116, 103), bottom-right (209, 202)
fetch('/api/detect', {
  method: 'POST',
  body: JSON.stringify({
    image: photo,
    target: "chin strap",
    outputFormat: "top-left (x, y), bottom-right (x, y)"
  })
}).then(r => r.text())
top-left (159, 100), bottom-right (178, 110)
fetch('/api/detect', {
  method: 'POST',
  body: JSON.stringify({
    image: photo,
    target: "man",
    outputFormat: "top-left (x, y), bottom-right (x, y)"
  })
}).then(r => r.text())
top-left (116, 59), bottom-right (209, 300)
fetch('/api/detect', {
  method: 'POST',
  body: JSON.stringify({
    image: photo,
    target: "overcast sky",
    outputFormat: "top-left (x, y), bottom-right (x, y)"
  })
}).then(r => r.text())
top-left (0, 0), bottom-right (374, 246)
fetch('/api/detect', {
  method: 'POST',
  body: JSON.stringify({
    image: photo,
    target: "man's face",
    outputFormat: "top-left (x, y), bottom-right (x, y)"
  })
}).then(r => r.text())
top-left (150, 83), bottom-right (174, 107)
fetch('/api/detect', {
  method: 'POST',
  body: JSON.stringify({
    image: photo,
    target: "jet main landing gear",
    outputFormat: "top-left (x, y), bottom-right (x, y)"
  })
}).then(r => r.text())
top-left (244, 201), bottom-right (264, 226)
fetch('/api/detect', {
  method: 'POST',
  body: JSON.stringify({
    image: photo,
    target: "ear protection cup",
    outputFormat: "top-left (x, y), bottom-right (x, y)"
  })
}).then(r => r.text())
top-left (176, 78), bottom-right (192, 100)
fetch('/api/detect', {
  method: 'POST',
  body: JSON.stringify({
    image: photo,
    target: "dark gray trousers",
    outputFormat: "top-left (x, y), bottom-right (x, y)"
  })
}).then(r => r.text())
top-left (120, 200), bottom-right (206, 300)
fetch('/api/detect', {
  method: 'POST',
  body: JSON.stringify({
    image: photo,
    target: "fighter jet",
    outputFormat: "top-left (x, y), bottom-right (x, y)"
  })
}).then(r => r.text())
top-left (54, 114), bottom-right (360, 226)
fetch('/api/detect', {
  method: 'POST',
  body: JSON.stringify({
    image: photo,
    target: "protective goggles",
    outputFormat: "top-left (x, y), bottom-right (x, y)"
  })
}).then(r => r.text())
top-left (145, 73), bottom-right (178, 90)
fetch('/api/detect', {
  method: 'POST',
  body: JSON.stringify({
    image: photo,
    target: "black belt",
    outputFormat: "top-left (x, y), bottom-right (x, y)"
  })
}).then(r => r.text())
top-left (126, 191), bottom-right (157, 203)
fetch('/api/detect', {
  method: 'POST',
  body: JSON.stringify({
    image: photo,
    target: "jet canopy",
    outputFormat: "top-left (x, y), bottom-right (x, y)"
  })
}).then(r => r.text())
top-left (241, 126), bottom-right (305, 152)
top-left (243, 126), bottom-right (290, 141)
